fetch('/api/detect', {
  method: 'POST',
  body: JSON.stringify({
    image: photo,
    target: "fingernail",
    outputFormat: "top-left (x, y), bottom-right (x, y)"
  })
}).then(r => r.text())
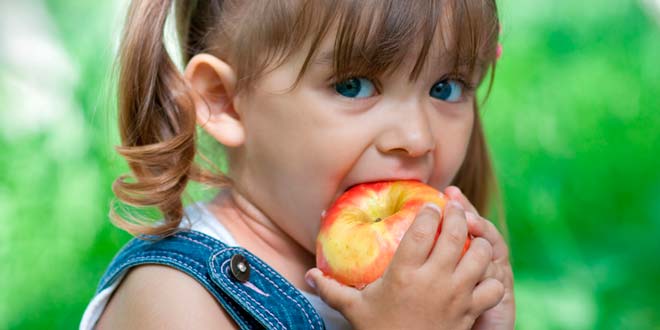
top-left (465, 212), bottom-right (477, 221)
top-left (423, 203), bottom-right (442, 214)
top-left (449, 200), bottom-right (464, 210)
top-left (305, 274), bottom-right (317, 290)
top-left (447, 186), bottom-right (463, 198)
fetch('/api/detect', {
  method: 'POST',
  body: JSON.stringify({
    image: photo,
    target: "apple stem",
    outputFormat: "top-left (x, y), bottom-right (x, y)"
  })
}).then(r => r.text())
top-left (375, 218), bottom-right (382, 222)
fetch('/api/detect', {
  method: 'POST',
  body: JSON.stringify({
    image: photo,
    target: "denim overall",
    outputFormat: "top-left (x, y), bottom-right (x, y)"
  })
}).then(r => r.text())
top-left (96, 230), bottom-right (326, 329)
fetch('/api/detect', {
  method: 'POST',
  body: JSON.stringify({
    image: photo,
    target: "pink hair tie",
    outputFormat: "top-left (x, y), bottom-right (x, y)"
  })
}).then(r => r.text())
top-left (496, 22), bottom-right (503, 60)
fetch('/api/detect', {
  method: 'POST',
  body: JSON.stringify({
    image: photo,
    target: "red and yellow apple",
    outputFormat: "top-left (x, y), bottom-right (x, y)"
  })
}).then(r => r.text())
top-left (316, 180), bottom-right (470, 289)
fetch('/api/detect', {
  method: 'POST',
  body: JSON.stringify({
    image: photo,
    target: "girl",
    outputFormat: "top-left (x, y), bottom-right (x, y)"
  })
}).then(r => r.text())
top-left (81, 0), bottom-right (514, 329)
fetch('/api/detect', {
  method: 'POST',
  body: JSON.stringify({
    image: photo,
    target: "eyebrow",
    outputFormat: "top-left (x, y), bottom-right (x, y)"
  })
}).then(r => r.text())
top-left (312, 48), bottom-right (453, 69)
top-left (311, 50), bottom-right (335, 67)
top-left (309, 47), bottom-right (475, 82)
top-left (309, 49), bottom-right (391, 72)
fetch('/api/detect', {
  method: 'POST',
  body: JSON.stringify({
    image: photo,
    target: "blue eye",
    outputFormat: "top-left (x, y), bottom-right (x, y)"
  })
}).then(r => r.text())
top-left (429, 79), bottom-right (463, 102)
top-left (334, 77), bottom-right (376, 99)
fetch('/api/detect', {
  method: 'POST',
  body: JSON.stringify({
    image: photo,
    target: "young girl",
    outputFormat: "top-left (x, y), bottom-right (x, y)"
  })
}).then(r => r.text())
top-left (81, 0), bottom-right (514, 329)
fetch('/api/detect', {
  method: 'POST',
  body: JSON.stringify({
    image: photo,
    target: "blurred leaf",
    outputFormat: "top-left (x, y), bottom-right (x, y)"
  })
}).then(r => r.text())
top-left (1, 0), bottom-right (659, 329)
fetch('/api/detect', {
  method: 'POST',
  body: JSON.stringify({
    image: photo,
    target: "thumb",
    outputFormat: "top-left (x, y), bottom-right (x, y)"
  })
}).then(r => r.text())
top-left (305, 268), bottom-right (360, 313)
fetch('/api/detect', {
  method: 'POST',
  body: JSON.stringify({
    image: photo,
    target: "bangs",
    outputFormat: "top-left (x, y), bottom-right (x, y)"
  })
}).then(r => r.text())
top-left (308, 0), bottom-right (499, 83)
top-left (300, 0), bottom-right (500, 89)
top-left (220, 0), bottom-right (499, 93)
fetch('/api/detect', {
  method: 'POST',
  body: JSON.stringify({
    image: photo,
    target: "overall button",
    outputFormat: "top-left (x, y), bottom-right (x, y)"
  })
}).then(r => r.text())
top-left (230, 254), bottom-right (250, 283)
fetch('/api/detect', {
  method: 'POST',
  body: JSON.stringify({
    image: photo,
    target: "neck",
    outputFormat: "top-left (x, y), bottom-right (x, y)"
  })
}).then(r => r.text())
top-left (208, 188), bottom-right (316, 292)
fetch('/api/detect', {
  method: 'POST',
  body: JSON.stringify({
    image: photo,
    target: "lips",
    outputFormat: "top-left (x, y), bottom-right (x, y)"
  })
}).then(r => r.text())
top-left (342, 178), bottom-right (425, 193)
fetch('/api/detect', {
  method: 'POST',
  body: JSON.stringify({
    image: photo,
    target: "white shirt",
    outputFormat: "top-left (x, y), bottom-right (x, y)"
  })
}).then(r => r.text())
top-left (80, 202), bottom-right (350, 329)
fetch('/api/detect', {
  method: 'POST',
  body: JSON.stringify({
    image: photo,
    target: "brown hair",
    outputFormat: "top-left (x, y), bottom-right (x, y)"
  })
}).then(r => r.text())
top-left (111, 0), bottom-right (502, 237)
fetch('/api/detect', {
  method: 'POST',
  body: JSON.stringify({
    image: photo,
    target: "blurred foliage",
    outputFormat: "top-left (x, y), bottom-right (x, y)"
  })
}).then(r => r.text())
top-left (0, 0), bottom-right (658, 329)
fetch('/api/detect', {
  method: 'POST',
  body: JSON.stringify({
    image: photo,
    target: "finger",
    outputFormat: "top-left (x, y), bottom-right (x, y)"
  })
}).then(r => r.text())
top-left (472, 278), bottom-right (505, 315)
top-left (466, 212), bottom-right (510, 262)
top-left (429, 200), bottom-right (468, 270)
top-left (465, 211), bottom-right (487, 237)
top-left (479, 260), bottom-right (499, 283)
top-left (305, 268), bottom-right (360, 313)
top-left (445, 186), bottom-right (479, 215)
top-left (454, 237), bottom-right (493, 287)
top-left (448, 187), bottom-right (510, 263)
top-left (391, 203), bottom-right (443, 269)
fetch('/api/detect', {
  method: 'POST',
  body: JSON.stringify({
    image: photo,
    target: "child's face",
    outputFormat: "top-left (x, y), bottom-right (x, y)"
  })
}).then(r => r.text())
top-left (230, 32), bottom-right (475, 253)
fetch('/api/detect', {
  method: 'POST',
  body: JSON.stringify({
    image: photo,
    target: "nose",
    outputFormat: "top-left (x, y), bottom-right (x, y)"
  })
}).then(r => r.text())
top-left (374, 101), bottom-right (435, 158)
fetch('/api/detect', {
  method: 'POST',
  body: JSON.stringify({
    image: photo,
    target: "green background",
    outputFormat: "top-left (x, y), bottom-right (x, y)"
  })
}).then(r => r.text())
top-left (1, 0), bottom-right (658, 329)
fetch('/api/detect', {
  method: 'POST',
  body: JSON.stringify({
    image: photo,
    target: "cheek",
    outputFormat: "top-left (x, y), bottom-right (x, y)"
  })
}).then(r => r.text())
top-left (243, 95), bottom-right (371, 250)
top-left (432, 109), bottom-right (474, 186)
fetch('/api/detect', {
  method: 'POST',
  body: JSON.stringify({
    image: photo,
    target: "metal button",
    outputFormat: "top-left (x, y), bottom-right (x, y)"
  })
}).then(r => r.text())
top-left (230, 254), bottom-right (250, 283)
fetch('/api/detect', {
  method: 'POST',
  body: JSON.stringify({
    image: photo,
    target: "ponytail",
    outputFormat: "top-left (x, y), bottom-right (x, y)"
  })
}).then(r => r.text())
top-left (111, 0), bottom-right (228, 237)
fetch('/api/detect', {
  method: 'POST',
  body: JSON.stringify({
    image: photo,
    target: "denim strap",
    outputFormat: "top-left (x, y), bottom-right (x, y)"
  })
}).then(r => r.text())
top-left (97, 230), bottom-right (324, 330)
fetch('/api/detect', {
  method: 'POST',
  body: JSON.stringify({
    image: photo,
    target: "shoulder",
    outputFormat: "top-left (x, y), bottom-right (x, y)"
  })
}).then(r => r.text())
top-left (96, 264), bottom-right (238, 329)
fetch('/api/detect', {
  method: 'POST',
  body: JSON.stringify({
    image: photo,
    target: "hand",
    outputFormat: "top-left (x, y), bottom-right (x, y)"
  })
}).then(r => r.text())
top-left (445, 186), bottom-right (516, 330)
top-left (306, 201), bottom-right (505, 330)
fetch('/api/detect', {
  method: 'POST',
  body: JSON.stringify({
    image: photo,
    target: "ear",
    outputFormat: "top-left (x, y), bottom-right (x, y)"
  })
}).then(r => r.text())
top-left (184, 54), bottom-right (245, 147)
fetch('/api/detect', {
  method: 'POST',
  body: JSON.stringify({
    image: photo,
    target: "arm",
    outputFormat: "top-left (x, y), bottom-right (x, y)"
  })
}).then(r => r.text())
top-left (96, 265), bottom-right (238, 329)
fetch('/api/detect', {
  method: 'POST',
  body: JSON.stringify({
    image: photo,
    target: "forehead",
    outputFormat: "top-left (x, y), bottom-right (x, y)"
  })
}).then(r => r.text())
top-left (306, 24), bottom-right (472, 81)
top-left (310, 34), bottom-right (453, 69)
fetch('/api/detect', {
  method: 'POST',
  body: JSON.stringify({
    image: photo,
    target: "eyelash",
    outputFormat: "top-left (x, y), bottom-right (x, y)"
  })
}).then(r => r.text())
top-left (328, 74), bottom-right (476, 95)
top-left (446, 75), bottom-right (476, 93)
top-left (327, 74), bottom-right (380, 92)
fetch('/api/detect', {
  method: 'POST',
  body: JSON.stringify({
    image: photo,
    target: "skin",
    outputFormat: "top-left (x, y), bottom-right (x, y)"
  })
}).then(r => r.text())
top-left (446, 186), bottom-right (516, 329)
top-left (98, 27), bottom-right (515, 329)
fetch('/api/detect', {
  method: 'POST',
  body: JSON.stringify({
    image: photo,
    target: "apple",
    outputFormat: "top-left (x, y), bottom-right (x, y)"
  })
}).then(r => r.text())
top-left (316, 180), bottom-right (471, 289)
